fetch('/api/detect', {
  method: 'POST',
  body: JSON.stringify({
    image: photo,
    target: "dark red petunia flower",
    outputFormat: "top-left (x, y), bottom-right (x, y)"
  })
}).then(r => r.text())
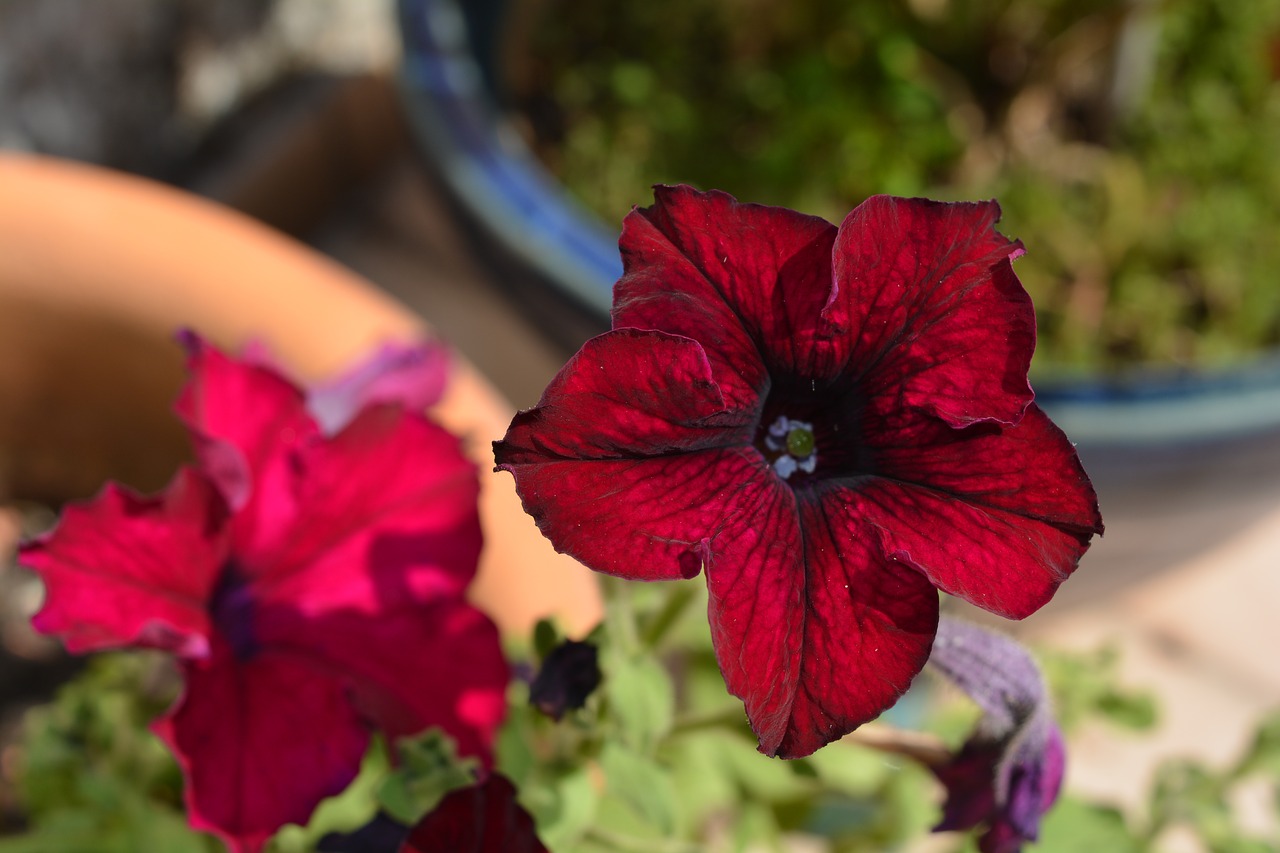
top-left (494, 186), bottom-right (1102, 759)
top-left (398, 774), bottom-right (548, 853)
top-left (20, 337), bottom-right (509, 852)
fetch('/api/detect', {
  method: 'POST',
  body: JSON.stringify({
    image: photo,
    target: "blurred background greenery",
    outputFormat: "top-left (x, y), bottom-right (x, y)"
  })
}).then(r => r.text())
top-left (504, 0), bottom-right (1280, 372)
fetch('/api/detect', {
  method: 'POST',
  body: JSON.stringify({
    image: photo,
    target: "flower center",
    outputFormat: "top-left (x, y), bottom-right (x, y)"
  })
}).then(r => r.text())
top-left (210, 562), bottom-right (259, 660)
top-left (763, 416), bottom-right (818, 480)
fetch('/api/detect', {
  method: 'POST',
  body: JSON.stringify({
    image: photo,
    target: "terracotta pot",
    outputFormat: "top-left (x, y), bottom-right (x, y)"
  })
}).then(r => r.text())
top-left (0, 153), bottom-right (602, 637)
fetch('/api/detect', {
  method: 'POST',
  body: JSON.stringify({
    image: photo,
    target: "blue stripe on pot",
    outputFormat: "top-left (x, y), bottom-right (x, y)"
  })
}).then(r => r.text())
top-left (1035, 357), bottom-right (1280, 449)
top-left (397, 0), bottom-right (621, 319)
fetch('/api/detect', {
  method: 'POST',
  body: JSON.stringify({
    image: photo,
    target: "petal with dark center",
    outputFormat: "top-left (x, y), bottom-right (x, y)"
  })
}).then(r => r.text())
top-left (494, 329), bottom-right (760, 582)
top-left (258, 600), bottom-right (509, 766)
top-left (704, 481), bottom-right (939, 758)
top-left (856, 405), bottom-right (1102, 619)
top-left (497, 328), bottom-right (752, 464)
top-left (155, 643), bottom-right (370, 853)
top-left (399, 774), bottom-right (548, 853)
top-left (245, 405), bottom-right (482, 608)
top-left (19, 468), bottom-right (227, 656)
top-left (827, 196), bottom-right (1034, 427)
top-left (496, 448), bottom-right (769, 582)
top-left (612, 185), bottom-right (838, 410)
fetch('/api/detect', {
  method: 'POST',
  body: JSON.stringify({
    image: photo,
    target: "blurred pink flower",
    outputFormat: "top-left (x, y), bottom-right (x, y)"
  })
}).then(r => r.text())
top-left (21, 335), bottom-right (507, 852)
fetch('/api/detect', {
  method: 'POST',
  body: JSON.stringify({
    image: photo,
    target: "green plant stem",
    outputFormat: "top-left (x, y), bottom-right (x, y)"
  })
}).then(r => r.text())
top-left (640, 584), bottom-right (697, 650)
top-left (583, 826), bottom-right (702, 853)
top-left (603, 576), bottom-right (641, 654)
top-left (843, 723), bottom-right (951, 768)
top-left (668, 704), bottom-right (752, 738)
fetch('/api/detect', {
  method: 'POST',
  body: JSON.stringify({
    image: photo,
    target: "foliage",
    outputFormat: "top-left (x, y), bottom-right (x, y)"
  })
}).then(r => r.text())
top-left (0, 653), bottom-right (215, 853)
top-left (516, 0), bottom-right (1280, 369)
top-left (5, 597), bottom-right (1278, 851)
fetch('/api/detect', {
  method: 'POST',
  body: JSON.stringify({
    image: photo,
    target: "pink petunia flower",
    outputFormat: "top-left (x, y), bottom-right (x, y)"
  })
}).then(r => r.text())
top-left (20, 336), bottom-right (508, 852)
top-left (494, 186), bottom-right (1102, 759)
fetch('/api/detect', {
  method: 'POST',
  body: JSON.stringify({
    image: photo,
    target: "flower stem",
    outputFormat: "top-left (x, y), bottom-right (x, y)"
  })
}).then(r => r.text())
top-left (669, 704), bottom-right (751, 738)
top-left (603, 576), bottom-right (641, 654)
top-left (843, 723), bottom-right (951, 768)
top-left (584, 826), bottom-right (702, 853)
top-left (640, 583), bottom-right (697, 650)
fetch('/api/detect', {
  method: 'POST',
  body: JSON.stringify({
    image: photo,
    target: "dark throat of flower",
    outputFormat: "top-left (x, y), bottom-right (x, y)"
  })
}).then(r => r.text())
top-left (210, 561), bottom-right (260, 660)
top-left (754, 380), bottom-right (872, 485)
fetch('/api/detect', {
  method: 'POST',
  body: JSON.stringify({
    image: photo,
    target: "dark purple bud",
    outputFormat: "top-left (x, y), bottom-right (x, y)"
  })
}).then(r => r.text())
top-left (529, 639), bottom-right (601, 720)
top-left (317, 812), bottom-right (409, 853)
top-left (926, 617), bottom-right (1066, 853)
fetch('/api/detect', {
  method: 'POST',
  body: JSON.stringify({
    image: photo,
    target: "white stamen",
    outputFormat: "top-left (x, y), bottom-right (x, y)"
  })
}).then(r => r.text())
top-left (773, 455), bottom-right (798, 479)
top-left (764, 415), bottom-right (817, 480)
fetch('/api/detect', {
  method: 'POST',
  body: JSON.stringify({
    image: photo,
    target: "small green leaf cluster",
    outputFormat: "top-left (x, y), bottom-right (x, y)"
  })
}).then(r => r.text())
top-left (7, 596), bottom-right (1274, 852)
top-left (1039, 644), bottom-right (1158, 733)
top-left (495, 580), bottom-right (940, 852)
top-left (0, 652), bottom-right (216, 853)
top-left (1034, 710), bottom-right (1280, 853)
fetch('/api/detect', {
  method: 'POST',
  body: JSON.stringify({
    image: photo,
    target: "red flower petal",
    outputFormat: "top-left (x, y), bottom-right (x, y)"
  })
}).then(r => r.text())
top-left (498, 328), bottom-right (750, 462)
top-left (495, 328), bottom-right (760, 581)
top-left (857, 404), bottom-right (1103, 619)
top-left (19, 468), bottom-right (227, 656)
top-left (245, 404), bottom-right (482, 608)
top-left (258, 601), bottom-right (509, 766)
top-left (827, 196), bottom-right (1033, 428)
top-left (497, 449), bottom-right (771, 582)
top-left (175, 331), bottom-right (319, 513)
top-left (613, 185), bottom-right (838, 411)
top-left (399, 774), bottom-right (548, 853)
top-left (706, 482), bottom-right (939, 758)
top-left (155, 643), bottom-right (370, 853)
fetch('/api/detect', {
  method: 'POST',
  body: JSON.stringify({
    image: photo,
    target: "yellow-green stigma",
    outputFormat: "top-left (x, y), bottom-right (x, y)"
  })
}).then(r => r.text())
top-left (786, 426), bottom-right (815, 458)
top-left (764, 415), bottom-right (818, 480)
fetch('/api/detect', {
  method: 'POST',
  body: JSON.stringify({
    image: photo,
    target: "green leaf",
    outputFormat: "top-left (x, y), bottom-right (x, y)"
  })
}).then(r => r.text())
top-left (662, 732), bottom-right (739, 827)
top-left (524, 765), bottom-right (599, 850)
top-left (1034, 796), bottom-right (1144, 853)
top-left (731, 805), bottom-right (783, 852)
top-left (1150, 759), bottom-right (1231, 837)
top-left (1039, 645), bottom-right (1158, 733)
top-left (600, 742), bottom-right (679, 834)
top-left (376, 729), bottom-right (477, 824)
top-left (268, 738), bottom-right (386, 851)
top-left (533, 617), bottom-right (561, 661)
top-left (716, 734), bottom-right (812, 802)
top-left (802, 742), bottom-right (895, 795)
top-left (1234, 711), bottom-right (1280, 779)
top-left (601, 649), bottom-right (675, 751)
